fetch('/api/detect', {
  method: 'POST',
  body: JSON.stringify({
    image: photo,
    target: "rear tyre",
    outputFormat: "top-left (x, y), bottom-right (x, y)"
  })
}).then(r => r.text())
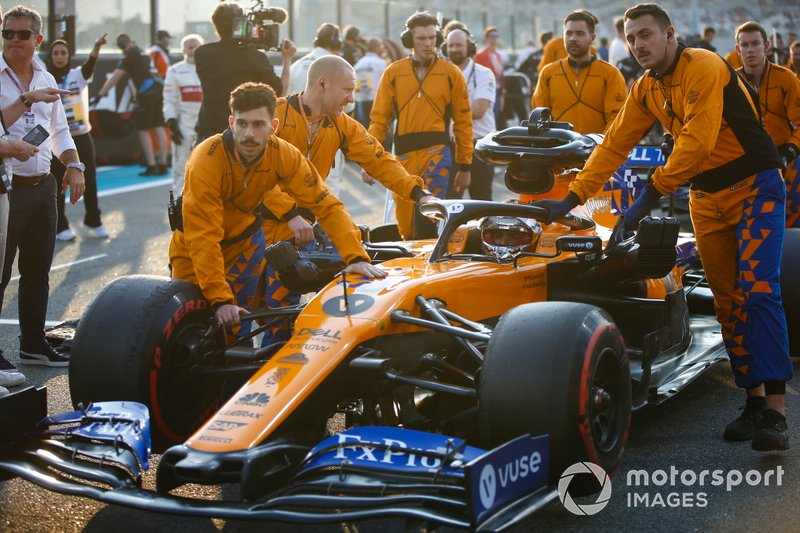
top-left (782, 228), bottom-right (800, 357)
top-left (69, 275), bottom-right (225, 451)
top-left (479, 302), bottom-right (631, 490)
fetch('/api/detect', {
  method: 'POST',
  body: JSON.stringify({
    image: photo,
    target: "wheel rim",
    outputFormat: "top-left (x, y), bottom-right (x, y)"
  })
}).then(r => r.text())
top-left (589, 347), bottom-right (625, 454)
top-left (151, 323), bottom-right (226, 441)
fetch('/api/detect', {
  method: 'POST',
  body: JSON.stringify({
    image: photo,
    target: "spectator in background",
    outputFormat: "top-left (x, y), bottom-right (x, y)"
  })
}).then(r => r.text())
top-left (289, 23), bottom-right (342, 94)
top-left (96, 34), bottom-right (168, 176)
top-left (193, 1), bottom-right (294, 142)
top-left (697, 26), bottom-right (717, 53)
top-left (0, 5), bottom-right (85, 370)
top-left (789, 41), bottom-right (800, 76)
top-left (342, 25), bottom-right (365, 65)
top-left (597, 37), bottom-right (609, 61)
top-left (47, 34), bottom-right (109, 241)
top-left (517, 31), bottom-right (552, 90)
top-left (474, 26), bottom-right (505, 128)
top-left (163, 34), bottom-right (203, 194)
top-left (148, 29), bottom-right (171, 79)
top-left (353, 37), bottom-right (387, 128)
top-left (608, 16), bottom-right (629, 68)
top-left (443, 26), bottom-right (496, 200)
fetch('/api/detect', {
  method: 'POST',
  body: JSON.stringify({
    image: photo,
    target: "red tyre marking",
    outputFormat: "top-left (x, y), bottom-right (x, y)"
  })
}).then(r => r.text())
top-left (578, 320), bottom-right (610, 465)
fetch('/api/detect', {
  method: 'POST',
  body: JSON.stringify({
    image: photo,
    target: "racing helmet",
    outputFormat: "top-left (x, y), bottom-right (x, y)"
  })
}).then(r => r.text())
top-left (479, 216), bottom-right (542, 261)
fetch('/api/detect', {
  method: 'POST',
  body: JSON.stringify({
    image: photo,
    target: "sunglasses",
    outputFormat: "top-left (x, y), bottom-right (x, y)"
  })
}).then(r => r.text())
top-left (1, 29), bottom-right (37, 40)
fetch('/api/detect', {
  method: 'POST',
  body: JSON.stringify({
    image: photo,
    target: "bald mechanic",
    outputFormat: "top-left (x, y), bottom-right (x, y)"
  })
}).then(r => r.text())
top-left (535, 3), bottom-right (792, 451)
top-left (169, 82), bottom-right (383, 333)
top-left (369, 11), bottom-right (473, 239)
top-left (735, 21), bottom-right (800, 228)
top-left (260, 55), bottom-right (430, 343)
top-left (533, 10), bottom-right (627, 135)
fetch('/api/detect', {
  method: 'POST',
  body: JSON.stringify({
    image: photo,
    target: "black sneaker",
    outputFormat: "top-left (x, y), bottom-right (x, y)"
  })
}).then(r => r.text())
top-left (723, 396), bottom-right (766, 441)
top-left (19, 342), bottom-right (69, 367)
top-left (752, 409), bottom-right (790, 451)
top-left (0, 349), bottom-right (19, 372)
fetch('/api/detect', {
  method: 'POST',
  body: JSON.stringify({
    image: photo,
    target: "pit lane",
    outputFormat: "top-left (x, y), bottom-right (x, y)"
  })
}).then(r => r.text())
top-left (0, 164), bottom-right (798, 532)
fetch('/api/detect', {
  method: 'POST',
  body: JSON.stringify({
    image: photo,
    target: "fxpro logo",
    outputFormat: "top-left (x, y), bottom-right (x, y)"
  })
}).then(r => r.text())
top-left (558, 462), bottom-right (612, 515)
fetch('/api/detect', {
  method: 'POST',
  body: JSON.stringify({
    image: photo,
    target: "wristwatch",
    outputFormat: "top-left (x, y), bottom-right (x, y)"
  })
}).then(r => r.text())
top-left (18, 94), bottom-right (32, 108)
top-left (67, 162), bottom-right (86, 172)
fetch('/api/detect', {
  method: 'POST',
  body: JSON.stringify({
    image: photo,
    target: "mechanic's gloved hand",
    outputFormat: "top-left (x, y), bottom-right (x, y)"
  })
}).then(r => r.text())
top-left (166, 118), bottom-right (184, 145)
top-left (609, 215), bottom-right (634, 247)
top-left (622, 181), bottom-right (663, 231)
top-left (778, 143), bottom-right (798, 171)
top-left (532, 192), bottom-right (581, 225)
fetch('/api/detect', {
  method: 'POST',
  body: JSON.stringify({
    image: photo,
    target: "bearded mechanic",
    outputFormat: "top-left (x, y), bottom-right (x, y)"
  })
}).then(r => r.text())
top-left (536, 3), bottom-right (792, 451)
top-left (368, 11), bottom-right (473, 239)
top-left (169, 82), bottom-right (384, 331)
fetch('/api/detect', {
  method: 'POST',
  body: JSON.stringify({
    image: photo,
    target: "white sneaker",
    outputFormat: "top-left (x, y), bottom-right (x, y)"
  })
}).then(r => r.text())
top-left (0, 385), bottom-right (8, 398)
top-left (0, 369), bottom-right (25, 387)
top-left (56, 228), bottom-right (76, 241)
top-left (85, 224), bottom-right (109, 238)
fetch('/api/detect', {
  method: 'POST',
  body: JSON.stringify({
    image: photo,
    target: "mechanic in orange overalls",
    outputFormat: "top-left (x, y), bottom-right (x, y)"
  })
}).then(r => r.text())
top-left (535, 4), bottom-right (792, 452)
top-left (369, 11), bottom-right (473, 239)
top-left (533, 10), bottom-right (627, 136)
top-left (537, 10), bottom-right (598, 74)
top-left (169, 82), bottom-right (384, 336)
top-left (735, 21), bottom-right (800, 228)
top-left (261, 55), bottom-right (431, 344)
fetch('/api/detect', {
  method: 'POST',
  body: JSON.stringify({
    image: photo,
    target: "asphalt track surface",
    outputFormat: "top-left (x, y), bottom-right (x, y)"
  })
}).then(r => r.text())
top-left (1, 163), bottom-right (799, 532)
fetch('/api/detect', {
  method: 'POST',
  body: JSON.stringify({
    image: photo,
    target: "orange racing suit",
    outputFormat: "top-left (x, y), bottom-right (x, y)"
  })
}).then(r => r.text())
top-left (567, 45), bottom-right (791, 389)
top-left (169, 130), bottom-right (368, 331)
top-left (369, 56), bottom-right (473, 239)
top-left (737, 60), bottom-right (800, 227)
top-left (533, 56), bottom-right (627, 135)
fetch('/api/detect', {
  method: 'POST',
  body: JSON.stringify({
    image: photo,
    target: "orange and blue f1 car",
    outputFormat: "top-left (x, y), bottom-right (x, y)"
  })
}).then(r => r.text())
top-left (2, 110), bottom-right (798, 530)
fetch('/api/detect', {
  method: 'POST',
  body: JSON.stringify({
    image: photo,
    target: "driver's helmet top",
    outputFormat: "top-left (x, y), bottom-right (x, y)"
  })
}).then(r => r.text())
top-left (480, 216), bottom-right (543, 260)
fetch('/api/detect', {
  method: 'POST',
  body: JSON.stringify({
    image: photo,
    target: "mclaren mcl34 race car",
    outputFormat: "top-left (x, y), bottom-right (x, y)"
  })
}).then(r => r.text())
top-left (1, 109), bottom-right (799, 531)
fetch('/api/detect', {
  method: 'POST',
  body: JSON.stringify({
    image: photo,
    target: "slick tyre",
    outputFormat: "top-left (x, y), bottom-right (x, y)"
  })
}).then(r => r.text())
top-left (70, 275), bottom-right (225, 451)
top-left (782, 228), bottom-right (800, 357)
top-left (479, 302), bottom-right (630, 492)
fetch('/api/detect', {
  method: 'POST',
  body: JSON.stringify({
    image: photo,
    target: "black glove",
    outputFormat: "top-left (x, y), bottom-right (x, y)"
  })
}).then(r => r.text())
top-left (166, 118), bottom-right (184, 145)
top-left (778, 143), bottom-right (798, 171)
top-left (660, 133), bottom-right (674, 161)
top-left (622, 181), bottom-right (663, 231)
top-left (532, 192), bottom-right (581, 225)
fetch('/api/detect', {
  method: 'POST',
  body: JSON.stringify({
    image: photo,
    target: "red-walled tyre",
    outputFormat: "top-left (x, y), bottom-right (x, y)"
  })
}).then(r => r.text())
top-left (69, 275), bottom-right (226, 451)
top-left (479, 302), bottom-right (631, 492)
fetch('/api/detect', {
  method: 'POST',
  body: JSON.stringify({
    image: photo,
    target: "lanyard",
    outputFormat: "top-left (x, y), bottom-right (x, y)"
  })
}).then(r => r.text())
top-left (298, 94), bottom-right (324, 159)
top-left (4, 68), bottom-right (30, 94)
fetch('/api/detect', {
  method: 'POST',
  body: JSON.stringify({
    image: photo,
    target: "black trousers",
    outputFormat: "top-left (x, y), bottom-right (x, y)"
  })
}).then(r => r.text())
top-left (51, 132), bottom-right (101, 231)
top-left (447, 151), bottom-right (495, 201)
top-left (0, 174), bottom-right (57, 347)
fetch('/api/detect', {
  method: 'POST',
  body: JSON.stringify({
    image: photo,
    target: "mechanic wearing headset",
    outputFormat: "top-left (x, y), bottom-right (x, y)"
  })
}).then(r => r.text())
top-left (533, 10), bottom-right (627, 136)
top-left (442, 23), bottom-right (497, 201)
top-left (169, 82), bottom-right (384, 334)
top-left (260, 55), bottom-right (430, 343)
top-left (536, 3), bottom-right (792, 451)
top-left (368, 11), bottom-right (473, 239)
top-left (734, 21), bottom-right (800, 228)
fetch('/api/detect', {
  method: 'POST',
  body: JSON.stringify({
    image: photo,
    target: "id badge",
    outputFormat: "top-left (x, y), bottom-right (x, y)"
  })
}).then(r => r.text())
top-left (22, 111), bottom-right (35, 132)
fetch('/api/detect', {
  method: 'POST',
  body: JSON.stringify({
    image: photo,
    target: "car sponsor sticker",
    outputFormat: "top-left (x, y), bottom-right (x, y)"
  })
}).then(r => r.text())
top-left (465, 434), bottom-right (549, 525)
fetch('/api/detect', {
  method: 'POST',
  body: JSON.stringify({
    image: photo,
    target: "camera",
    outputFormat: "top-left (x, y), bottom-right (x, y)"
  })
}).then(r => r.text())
top-left (232, 0), bottom-right (288, 50)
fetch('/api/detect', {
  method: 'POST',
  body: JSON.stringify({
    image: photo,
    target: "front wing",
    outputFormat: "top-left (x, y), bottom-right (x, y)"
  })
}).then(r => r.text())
top-left (0, 388), bottom-right (556, 531)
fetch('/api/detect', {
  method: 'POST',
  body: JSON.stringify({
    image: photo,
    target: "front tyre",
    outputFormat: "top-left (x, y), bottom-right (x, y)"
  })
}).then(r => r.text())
top-left (69, 275), bottom-right (226, 451)
top-left (479, 302), bottom-right (631, 487)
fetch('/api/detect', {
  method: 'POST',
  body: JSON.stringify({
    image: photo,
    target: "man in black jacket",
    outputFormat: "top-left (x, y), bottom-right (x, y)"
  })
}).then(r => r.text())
top-left (194, 1), bottom-right (295, 142)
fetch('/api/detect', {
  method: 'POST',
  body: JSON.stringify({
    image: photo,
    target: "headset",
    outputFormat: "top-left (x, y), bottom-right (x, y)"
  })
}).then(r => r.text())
top-left (441, 26), bottom-right (478, 58)
top-left (314, 23), bottom-right (342, 52)
top-left (400, 11), bottom-right (444, 49)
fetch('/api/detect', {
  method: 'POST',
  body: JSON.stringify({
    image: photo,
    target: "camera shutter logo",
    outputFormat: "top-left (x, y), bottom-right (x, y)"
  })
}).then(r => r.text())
top-left (558, 462), bottom-right (612, 515)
